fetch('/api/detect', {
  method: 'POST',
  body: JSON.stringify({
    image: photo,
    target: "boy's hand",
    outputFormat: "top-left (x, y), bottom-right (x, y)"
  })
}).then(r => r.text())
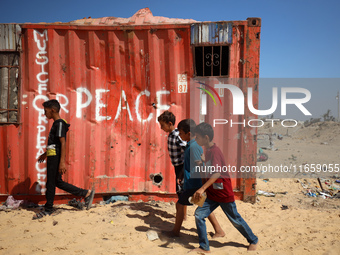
top-left (59, 162), bottom-right (67, 174)
top-left (195, 160), bottom-right (203, 166)
top-left (38, 152), bottom-right (47, 163)
top-left (200, 153), bottom-right (205, 162)
top-left (176, 178), bottom-right (182, 185)
top-left (193, 187), bottom-right (205, 201)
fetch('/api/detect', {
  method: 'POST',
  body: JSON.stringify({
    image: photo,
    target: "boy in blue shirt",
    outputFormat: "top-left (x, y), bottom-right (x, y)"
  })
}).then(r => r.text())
top-left (170, 119), bottom-right (224, 238)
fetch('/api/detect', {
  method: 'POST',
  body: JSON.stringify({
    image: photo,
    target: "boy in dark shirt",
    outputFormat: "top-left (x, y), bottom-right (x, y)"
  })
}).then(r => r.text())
top-left (33, 99), bottom-right (95, 219)
top-left (192, 122), bottom-right (258, 252)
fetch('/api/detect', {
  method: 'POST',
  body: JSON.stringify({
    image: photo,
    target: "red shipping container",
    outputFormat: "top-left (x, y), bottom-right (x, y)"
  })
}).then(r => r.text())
top-left (0, 8), bottom-right (261, 203)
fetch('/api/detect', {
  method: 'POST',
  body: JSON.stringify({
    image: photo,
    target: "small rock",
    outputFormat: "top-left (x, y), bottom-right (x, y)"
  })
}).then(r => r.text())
top-left (311, 201), bottom-right (319, 207)
top-left (53, 220), bottom-right (58, 226)
top-left (281, 205), bottom-right (288, 210)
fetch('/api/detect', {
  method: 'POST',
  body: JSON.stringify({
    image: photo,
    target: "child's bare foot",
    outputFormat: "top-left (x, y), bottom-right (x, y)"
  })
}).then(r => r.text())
top-left (247, 243), bottom-right (257, 251)
top-left (85, 190), bottom-right (91, 198)
top-left (189, 247), bottom-right (210, 254)
top-left (210, 230), bottom-right (225, 239)
top-left (163, 230), bottom-right (180, 237)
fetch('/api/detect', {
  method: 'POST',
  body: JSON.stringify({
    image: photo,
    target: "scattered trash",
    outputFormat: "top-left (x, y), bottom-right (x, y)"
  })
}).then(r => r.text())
top-left (276, 191), bottom-right (288, 195)
top-left (1, 196), bottom-right (24, 210)
top-left (68, 198), bottom-right (84, 210)
top-left (146, 230), bottom-right (159, 241)
top-left (0, 205), bottom-right (10, 212)
top-left (335, 180), bottom-right (340, 184)
top-left (306, 190), bottom-right (317, 197)
top-left (262, 179), bottom-right (270, 183)
top-left (104, 195), bottom-right (129, 204)
top-left (319, 192), bottom-right (332, 198)
top-left (317, 178), bottom-right (324, 191)
top-left (257, 148), bottom-right (268, 162)
top-left (297, 179), bottom-right (308, 189)
top-left (257, 190), bottom-right (275, 197)
top-left (299, 177), bottom-right (340, 199)
top-left (281, 205), bottom-right (288, 210)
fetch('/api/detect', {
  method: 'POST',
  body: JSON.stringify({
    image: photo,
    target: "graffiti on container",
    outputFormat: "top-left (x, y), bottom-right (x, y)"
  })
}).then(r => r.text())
top-left (33, 30), bottom-right (49, 193)
top-left (31, 30), bottom-right (171, 193)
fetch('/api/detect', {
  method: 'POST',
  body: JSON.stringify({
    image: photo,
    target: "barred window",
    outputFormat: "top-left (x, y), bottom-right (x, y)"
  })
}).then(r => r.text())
top-left (0, 52), bottom-right (19, 123)
top-left (194, 46), bottom-right (229, 77)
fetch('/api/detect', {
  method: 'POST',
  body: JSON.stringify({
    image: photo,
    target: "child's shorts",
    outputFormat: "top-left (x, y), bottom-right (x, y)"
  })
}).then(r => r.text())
top-left (177, 188), bottom-right (198, 206)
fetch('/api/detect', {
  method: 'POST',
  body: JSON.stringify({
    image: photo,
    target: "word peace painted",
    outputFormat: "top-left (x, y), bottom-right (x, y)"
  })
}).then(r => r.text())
top-left (32, 30), bottom-right (171, 193)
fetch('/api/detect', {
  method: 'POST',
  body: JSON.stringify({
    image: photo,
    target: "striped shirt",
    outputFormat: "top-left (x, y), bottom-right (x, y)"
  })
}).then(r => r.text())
top-left (167, 128), bottom-right (186, 166)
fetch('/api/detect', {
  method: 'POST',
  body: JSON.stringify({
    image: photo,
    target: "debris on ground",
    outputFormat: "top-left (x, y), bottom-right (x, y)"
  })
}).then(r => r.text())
top-left (297, 178), bottom-right (340, 199)
top-left (257, 190), bottom-right (276, 197)
top-left (146, 230), bottom-right (159, 241)
top-left (100, 195), bottom-right (129, 205)
top-left (68, 198), bottom-right (85, 210)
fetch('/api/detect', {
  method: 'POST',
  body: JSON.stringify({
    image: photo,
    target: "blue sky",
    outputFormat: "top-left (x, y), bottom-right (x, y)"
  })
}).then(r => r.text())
top-left (1, 0), bottom-right (339, 119)
top-left (1, 0), bottom-right (339, 78)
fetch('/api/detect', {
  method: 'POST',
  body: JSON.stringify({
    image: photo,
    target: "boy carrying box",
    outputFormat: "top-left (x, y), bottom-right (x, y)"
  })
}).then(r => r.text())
top-left (169, 119), bottom-right (224, 237)
top-left (192, 122), bottom-right (258, 253)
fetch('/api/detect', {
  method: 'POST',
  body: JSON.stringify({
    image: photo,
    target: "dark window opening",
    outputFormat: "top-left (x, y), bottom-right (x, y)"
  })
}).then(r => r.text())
top-left (0, 52), bottom-right (20, 124)
top-left (195, 46), bottom-right (229, 77)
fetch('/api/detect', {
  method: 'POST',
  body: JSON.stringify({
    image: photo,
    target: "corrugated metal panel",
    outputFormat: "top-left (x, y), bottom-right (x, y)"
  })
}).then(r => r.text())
top-left (0, 24), bottom-right (192, 198)
top-left (191, 22), bottom-right (232, 45)
top-left (191, 18), bottom-right (261, 202)
top-left (0, 24), bottom-right (21, 50)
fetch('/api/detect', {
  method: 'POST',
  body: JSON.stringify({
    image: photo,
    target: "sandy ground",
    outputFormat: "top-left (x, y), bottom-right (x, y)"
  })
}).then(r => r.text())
top-left (1, 122), bottom-right (340, 255)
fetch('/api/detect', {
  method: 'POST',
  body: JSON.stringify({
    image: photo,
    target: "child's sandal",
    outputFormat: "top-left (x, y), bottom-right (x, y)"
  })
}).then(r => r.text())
top-left (84, 189), bottom-right (95, 210)
top-left (32, 210), bottom-right (52, 220)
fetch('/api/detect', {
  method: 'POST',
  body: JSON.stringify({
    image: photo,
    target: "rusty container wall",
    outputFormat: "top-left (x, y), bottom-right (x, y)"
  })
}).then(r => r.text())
top-left (190, 19), bottom-right (261, 203)
top-left (1, 23), bottom-right (193, 200)
top-left (0, 16), bottom-right (260, 203)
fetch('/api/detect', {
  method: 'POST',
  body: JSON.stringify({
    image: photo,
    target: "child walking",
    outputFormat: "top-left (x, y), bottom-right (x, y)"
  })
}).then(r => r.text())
top-left (192, 122), bottom-right (258, 252)
top-left (158, 111), bottom-right (186, 197)
top-left (170, 119), bottom-right (225, 237)
top-left (33, 99), bottom-right (95, 219)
